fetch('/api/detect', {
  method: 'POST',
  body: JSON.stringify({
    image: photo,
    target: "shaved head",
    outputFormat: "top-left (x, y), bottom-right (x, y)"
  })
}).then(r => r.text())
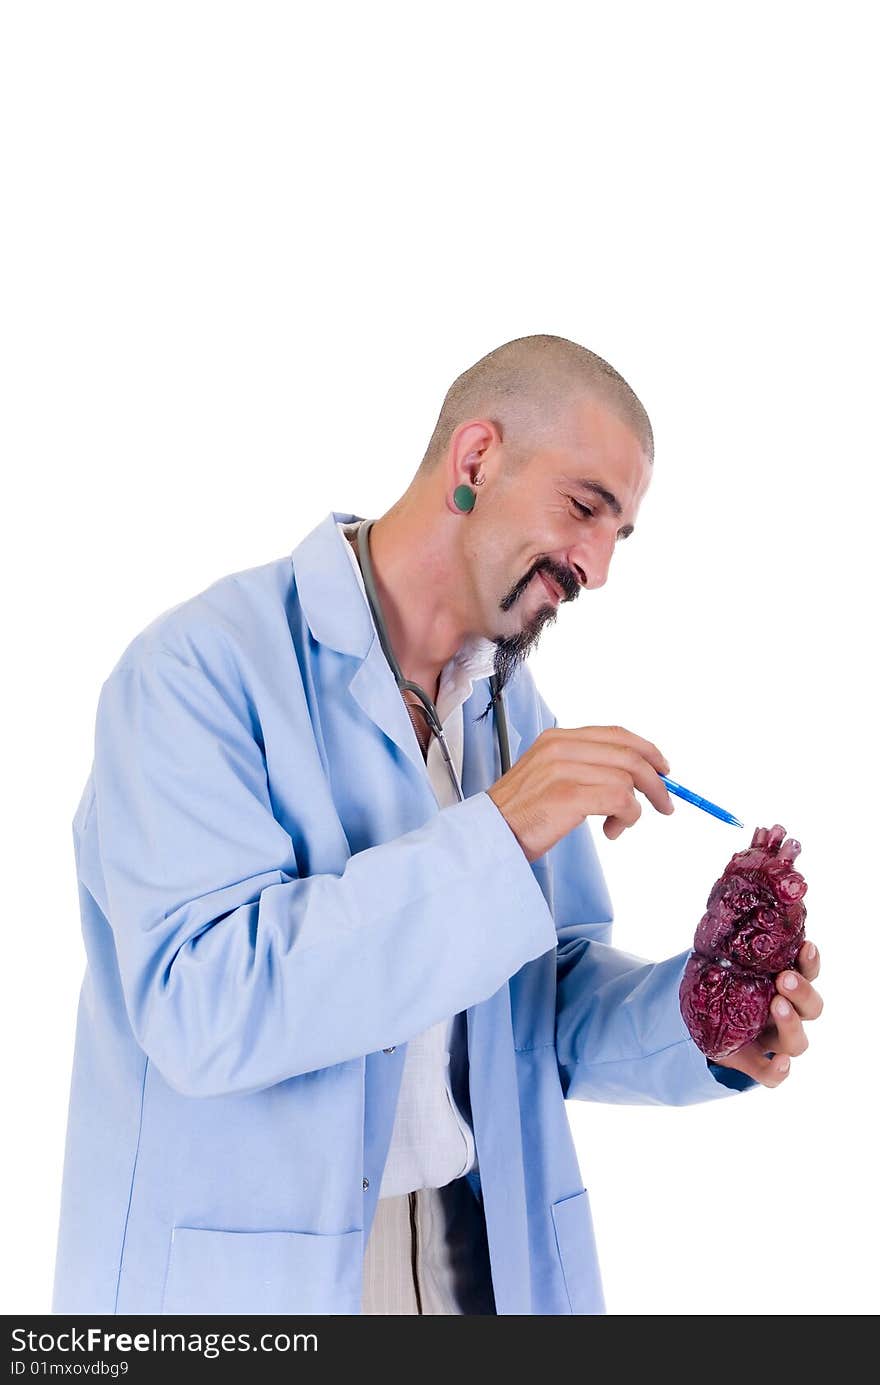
top-left (416, 334), bottom-right (653, 477)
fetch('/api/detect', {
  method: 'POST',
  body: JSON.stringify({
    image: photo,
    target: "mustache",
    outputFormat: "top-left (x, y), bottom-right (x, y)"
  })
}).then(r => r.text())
top-left (500, 560), bottom-right (580, 612)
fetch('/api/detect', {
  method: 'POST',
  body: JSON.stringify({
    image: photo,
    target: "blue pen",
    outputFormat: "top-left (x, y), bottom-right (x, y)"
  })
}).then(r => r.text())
top-left (659, 774), bottom-right (744, 828)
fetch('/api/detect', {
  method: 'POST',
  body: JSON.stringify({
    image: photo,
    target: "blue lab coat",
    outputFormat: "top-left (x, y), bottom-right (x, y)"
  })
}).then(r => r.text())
top-left (52, 509), bottom-right (755, 1316)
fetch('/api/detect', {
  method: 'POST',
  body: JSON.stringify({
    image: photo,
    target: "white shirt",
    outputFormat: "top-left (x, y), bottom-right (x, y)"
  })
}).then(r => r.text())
top-left (337, 520), bottom-right (498, 1197)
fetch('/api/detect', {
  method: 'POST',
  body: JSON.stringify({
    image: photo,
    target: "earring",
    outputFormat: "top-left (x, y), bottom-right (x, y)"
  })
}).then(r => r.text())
top-left (453, 484), bottom-right (476, 512)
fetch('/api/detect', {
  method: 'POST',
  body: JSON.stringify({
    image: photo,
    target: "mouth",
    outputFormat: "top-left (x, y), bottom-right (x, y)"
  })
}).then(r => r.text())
top-left (537, 571), bottom-right (562, 603)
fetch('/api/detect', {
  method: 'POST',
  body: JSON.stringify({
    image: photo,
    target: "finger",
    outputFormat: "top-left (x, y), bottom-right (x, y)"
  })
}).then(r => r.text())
top-left (718, 1040), bottom-right (792, 1087)
top-left (572, 761), bottom-right (673, 818)
top-left (776, 967), bottom-right (824, 1021)
top-left (552, 737), bottom-right (673, 816)
top-left (601, 790), bottom-right (643, 841)
top-left (570, 724), bottom-right (670, 777)
top-left (769, 993), bottom-right (809, 1056)
top-left (797, 939), bottom-right (820, 984)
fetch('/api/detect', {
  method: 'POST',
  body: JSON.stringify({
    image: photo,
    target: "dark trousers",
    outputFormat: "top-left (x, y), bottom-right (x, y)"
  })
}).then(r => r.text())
top-left (361, 1175), bottom-right (497, 1314)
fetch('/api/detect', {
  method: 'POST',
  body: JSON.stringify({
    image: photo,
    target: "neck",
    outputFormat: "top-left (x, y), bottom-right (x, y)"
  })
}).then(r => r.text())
top-left (347, 496), bottom-right (478, 693)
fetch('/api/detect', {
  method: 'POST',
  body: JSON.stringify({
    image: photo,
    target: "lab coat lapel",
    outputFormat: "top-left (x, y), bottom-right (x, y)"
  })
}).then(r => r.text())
top-left (293, 506), bottom-right (523, 776)
top-left (346, 653), bottom-right (435, 790)
top-left (291, 509), bottom-right (442, 802)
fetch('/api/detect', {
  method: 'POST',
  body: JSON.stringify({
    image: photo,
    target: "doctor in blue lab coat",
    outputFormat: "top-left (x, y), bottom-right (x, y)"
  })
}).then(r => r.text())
top-left (52, 336), bottom-right (823, 1316)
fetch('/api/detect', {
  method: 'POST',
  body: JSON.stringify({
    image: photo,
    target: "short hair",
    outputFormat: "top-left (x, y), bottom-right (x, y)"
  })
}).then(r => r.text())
top-left (415, 334), bottom-right (653, 478)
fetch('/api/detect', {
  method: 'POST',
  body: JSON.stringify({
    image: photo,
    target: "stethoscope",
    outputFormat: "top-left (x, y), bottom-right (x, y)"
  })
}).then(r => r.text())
top-left (355, 518), bottom-right (512, 803)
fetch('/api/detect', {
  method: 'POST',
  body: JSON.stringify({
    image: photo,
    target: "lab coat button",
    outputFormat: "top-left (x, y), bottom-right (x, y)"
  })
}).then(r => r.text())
top-left (362, 1177), bottom-right (370, 1190)
top-left (383, 1046), bottom-right (396, 1054)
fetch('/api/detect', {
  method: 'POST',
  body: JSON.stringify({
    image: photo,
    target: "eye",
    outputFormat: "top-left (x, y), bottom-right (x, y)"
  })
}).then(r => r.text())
top-left (570, 498), bottom-right (594, 519)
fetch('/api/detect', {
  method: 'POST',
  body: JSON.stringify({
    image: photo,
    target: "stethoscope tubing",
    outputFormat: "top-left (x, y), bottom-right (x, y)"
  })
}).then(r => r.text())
top-left (355, 518), bottom-right (511, 798)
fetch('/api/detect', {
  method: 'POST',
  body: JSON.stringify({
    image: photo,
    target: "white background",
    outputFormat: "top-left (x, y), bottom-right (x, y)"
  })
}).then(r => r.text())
top-left (2, 2), bottom-right (876, 1315)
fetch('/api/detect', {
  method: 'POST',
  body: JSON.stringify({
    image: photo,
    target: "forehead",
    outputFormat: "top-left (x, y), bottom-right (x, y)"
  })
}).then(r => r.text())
top-left (553, 394), bottom-right (652, 504)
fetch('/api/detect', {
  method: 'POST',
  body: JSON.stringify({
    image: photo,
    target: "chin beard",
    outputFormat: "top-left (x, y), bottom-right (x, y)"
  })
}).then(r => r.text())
top-left (474, 607), bottom-right (558, 724)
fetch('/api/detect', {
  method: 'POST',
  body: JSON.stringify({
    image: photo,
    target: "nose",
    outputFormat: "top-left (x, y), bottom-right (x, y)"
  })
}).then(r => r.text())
top-left (570, 528), bottom-right (617, 591)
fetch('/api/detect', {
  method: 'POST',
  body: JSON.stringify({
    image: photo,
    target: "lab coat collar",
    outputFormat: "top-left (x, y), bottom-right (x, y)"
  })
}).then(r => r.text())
top-left (292, 509), bottom-right (500, 675)
top-left (290, 509), bottom-right (375, 660)
top-left (291, 510), bottom-right (521, 787)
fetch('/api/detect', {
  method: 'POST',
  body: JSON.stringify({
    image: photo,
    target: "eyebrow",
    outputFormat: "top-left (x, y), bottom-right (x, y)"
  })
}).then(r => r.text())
top-left (569, 478), bottom-right (635, 540)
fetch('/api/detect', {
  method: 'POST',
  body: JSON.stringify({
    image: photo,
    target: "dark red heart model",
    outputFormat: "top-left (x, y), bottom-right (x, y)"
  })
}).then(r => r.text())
top-left (679, 824), bottom-right (809, 1061)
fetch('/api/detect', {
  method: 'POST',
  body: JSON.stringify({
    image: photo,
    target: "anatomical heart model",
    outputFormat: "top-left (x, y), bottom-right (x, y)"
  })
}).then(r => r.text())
top-left (679, 825), bottom-right (809, 1061)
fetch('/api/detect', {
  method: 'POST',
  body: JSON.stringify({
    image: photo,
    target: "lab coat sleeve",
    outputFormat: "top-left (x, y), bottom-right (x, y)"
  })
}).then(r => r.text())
top-left (534, 694), bottom-right (759, 1105)
top-left (89, 647), bottom-right (558, 1099)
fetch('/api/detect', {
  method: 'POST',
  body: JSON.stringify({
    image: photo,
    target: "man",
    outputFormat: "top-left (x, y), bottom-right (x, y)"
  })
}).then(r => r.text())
top-left (52, 334), bottom-right (822, 1315)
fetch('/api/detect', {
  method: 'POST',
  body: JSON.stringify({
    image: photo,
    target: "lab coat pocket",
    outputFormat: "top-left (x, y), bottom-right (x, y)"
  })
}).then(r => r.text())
top-left (160, 1225), bottom-right (363, 1315)
top-left (550, 1188), bottom-right (605, 1315)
